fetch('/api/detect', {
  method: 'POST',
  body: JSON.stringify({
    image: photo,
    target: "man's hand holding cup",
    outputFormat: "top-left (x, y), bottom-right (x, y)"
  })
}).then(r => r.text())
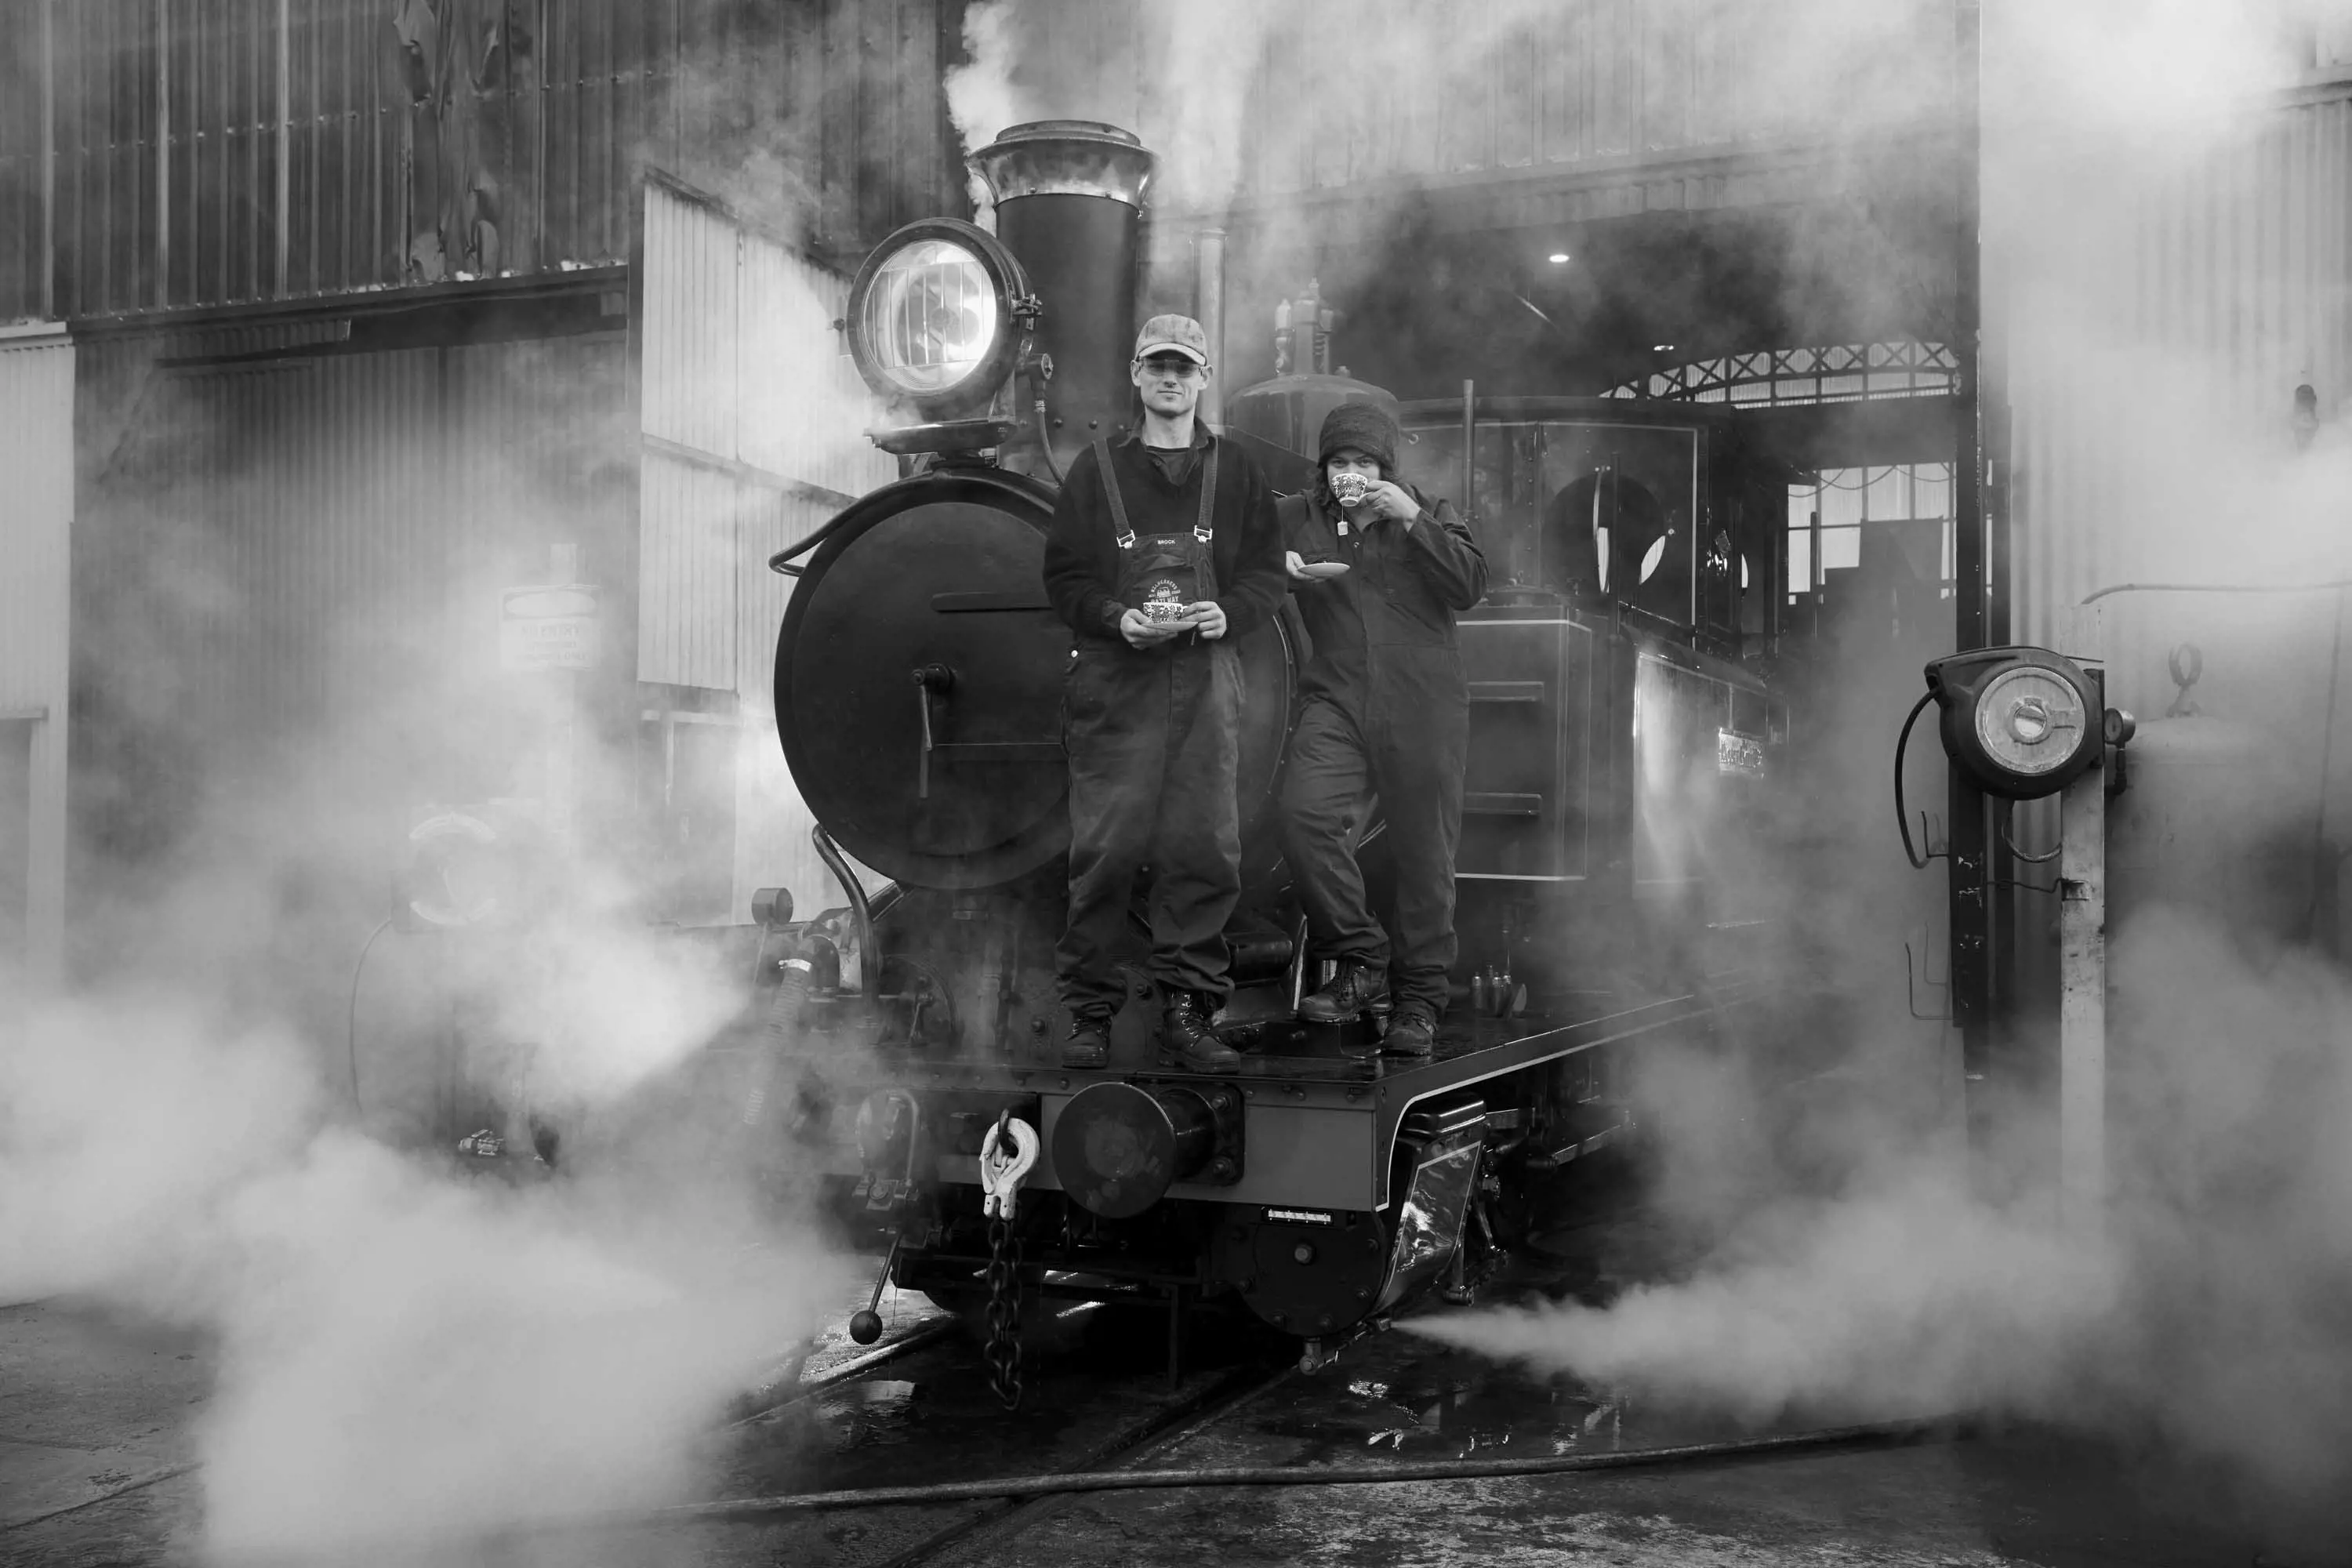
top-left (1180, 601), bottom-right (1228, 641)
top-left (1120, 607), bottom-right (1185, 648)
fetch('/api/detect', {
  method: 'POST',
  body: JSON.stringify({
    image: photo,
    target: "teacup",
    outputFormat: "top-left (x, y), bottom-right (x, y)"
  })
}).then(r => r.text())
top-left (1330, 471), bottom-right (1370, 508)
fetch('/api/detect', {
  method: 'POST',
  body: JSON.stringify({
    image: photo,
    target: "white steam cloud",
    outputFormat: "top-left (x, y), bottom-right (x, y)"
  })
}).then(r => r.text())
top-left (0, 946), bottom-right (840, 1558)
top-left (7, 267), bottom-right (855, 1555)
top-left (1392, 1), bottom-right (2352, 1526)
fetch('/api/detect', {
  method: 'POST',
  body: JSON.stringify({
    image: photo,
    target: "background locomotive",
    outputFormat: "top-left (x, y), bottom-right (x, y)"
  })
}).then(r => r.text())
top-left (753, 122), bottom-right (1796, 1370)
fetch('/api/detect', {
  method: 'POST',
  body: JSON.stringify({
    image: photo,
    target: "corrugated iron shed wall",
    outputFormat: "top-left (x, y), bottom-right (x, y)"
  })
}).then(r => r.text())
top-left (2004, 84), bottom-right (2352, 720)
top-left (0, 0), bottom-right (964, 323)
top-left (637, 176), bottom-right (889, 693)
top-left (71, 328), bottom-right (632, 914)
top-left (636, 174), bottom-right (891, 920)
top-left (0, 328), bottom-right (74, 984)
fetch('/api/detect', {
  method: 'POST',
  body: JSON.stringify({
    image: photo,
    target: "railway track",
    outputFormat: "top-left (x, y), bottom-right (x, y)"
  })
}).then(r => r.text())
top-left (695, 1301), bottom-right (1301, 1568)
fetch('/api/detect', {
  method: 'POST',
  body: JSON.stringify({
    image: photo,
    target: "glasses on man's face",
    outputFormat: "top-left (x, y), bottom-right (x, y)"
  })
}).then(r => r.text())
top-left (1138, 357), bottom-right (1203, 381)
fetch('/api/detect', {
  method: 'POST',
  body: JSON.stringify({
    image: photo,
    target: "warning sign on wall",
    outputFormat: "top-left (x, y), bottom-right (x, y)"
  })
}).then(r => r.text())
top-left (500, 584), bottom-right (601, 672)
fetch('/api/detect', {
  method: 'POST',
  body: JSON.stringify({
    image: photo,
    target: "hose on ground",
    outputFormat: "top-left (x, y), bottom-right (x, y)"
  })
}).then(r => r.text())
top-left (575, 1414), bottom-right (1959, 1530)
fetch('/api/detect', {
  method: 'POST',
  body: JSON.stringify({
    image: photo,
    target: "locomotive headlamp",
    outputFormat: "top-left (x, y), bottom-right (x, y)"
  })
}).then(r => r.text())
top-left (845, 218), bottom-right (1030, 416)
top-left (1924, 647), bottom-right (2103, 800)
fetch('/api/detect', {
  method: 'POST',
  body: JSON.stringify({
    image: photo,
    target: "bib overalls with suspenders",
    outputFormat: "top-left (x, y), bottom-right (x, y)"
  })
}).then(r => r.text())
top-left (1054, 437), bottom-right (1246, 1020)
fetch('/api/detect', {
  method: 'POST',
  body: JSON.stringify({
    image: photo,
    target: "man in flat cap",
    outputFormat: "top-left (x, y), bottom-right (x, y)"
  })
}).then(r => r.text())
top-left (1279, 401), bottom-right (1486, 1057)
top-left (1041, 315), bottom-right (1287, 1070)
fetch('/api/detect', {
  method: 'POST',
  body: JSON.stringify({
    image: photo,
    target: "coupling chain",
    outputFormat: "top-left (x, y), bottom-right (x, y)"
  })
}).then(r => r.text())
top-left (985, 1214), bottom-right (1025, 1410)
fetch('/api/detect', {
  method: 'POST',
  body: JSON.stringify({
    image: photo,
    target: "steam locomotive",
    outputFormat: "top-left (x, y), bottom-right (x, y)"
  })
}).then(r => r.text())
top-left (753, 122), bottom-right (1795, 1374)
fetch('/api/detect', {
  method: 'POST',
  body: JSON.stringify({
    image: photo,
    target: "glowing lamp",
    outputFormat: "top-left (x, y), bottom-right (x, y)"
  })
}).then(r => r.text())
top-left (844, 218), bottom-right (1029, 426)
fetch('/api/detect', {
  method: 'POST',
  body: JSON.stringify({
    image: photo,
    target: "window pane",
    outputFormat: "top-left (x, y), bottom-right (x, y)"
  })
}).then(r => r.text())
top-left (1822, 524), bottom-right (1862, 572)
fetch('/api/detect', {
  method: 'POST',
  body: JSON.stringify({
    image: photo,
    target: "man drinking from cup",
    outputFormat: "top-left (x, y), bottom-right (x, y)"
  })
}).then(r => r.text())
top-left (1041, 315), bottom-right (1287, 1069)
top-left (1279, 402), bottom-right (1487, 1057)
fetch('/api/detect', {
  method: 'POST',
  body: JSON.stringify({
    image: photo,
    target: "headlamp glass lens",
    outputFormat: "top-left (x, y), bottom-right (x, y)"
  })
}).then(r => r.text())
top-left (1973, 666), bottom-right (2084, 776)
top-left (860, 240), bottom-right (1000, 396)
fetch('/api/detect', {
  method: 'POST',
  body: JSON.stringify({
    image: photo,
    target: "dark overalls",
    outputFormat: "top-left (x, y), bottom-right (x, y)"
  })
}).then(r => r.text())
top-left (1279, 484), bottom-right (1488, 1015)
top-left (1044, 434), bottom-right (1279, 1022)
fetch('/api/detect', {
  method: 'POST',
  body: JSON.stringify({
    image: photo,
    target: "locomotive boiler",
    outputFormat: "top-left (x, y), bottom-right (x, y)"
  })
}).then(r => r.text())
top-left (753, 122), bottom-right (1795, 1381)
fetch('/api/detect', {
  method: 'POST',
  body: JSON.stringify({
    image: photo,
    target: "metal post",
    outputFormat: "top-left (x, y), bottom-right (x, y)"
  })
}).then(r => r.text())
top-left (154, 0), bottom-right (169, 309)
top-left (38, 0), bottom-right (53, 319)
top-left (1954, 0), bottom-right (1985, 654)
top-left (1458, 380), bottom-right (1475, 527)
top-left (1951, 0), bottom-right (1994, 1160)
top-left (2057, 608), bottom-right (2106, 1232)
top-left (275, 0), bottom-right (291, 299)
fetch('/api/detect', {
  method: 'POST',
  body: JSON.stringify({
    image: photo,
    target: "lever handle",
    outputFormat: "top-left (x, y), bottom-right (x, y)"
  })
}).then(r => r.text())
top-left (913, 666), bottom-right (954, 799)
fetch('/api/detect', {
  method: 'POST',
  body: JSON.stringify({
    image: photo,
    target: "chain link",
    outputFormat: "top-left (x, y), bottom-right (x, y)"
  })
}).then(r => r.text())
top-left (984, 1215), bottom-right (1025, 1410)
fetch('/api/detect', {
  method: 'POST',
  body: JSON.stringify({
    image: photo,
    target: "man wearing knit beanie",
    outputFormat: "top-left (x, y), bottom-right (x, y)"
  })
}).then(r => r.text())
top-left (1278, 400), bottom-right (1487, 1058)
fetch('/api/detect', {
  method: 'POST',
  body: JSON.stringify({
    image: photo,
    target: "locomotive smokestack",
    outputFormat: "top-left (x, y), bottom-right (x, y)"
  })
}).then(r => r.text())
top-left (970, 122), bottom-right (1156, 474)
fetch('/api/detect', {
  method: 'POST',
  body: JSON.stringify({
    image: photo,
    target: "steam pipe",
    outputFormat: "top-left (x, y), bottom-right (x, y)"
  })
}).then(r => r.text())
top-left (1196, 227), bottom-right (1227, 426)
top-left (811, 825), bottom-right (880, 1002)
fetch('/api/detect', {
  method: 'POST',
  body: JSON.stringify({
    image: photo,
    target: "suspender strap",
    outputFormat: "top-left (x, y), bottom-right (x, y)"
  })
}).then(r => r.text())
top-left (1094, 437), bottom-right (1137, 549)
top-left (1096, 434), bottom-right (1220, 548)
top-left (1193, 441), bottom-right (1220, 543)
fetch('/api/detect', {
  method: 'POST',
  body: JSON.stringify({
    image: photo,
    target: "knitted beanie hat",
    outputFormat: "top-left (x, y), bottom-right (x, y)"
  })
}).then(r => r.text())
top-left (1317, 401), bottom-right (1400, 474)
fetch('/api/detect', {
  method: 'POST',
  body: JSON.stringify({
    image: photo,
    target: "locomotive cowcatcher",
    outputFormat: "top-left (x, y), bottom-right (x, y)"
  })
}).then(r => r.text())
top-left (750, 122), bottom-right (1795, 1380)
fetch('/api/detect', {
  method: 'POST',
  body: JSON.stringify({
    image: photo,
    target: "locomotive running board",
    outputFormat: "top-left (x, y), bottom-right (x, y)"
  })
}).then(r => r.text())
top-left (815, 978), bottom-right (1761, 1214)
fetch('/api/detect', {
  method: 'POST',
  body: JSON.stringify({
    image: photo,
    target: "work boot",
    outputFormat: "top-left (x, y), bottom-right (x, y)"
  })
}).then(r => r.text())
top-left (1298, 960), bottom-right (1388, 1025)
top-left (1382, 1004), bottom-right (1439, 1058)
top-left (1161, 993), bottom-right (1240, 1069)
top-left (1061, 1014), bottom-right (1111, 1069)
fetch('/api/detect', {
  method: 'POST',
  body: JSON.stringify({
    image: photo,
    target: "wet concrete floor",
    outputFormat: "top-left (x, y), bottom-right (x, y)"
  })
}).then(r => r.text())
top-left (0, 1187), bottom-right (2334, 1567)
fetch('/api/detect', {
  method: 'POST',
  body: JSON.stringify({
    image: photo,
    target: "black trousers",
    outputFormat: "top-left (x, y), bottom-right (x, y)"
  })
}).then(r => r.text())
top-left (1280, 688), bottom-right (1468, 1014)
top-left (1056, 640), bottom-right (1243, 1017)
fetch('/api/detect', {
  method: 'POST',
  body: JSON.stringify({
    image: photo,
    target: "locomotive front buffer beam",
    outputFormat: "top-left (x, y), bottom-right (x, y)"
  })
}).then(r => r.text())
top-left (810, 991), bottom-right (1726, 1369)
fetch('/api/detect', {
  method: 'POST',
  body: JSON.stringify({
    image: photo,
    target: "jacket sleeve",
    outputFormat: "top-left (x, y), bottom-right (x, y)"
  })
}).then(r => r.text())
top-left (1275, 493), bottom-right (1312, 597)
top-left (1043, 448), bottom-right (1128, 641)
top-left (1214, 454), bottom-right (1290, 637)
top-left (1402, 493), bottom-right (1488, 611)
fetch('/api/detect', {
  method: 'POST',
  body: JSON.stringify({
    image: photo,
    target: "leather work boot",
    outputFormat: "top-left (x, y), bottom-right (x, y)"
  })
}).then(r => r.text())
top-left (1382, 1004), bottom-right (1439, 1058)
top-left (1161, 993), bottom-right (1240, 1069)
top-left (1298, 960), bottom-right (1388, 1025)
top-left (1061, 1014), bottom-right (1111, 1069)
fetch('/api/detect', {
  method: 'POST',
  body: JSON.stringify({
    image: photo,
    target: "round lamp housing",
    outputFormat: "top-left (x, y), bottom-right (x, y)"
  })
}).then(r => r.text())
top-left (844, 218), bottom-right (1029, 419)
top-left (1925, 646), bottom-right (2103, 800)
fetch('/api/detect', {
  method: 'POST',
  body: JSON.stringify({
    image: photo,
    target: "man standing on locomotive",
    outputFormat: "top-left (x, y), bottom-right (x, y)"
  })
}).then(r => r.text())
top-left (1281, 402), bottom-right (1487, 1057)
top-left (1043, 314), bottom-right (1287, 1071)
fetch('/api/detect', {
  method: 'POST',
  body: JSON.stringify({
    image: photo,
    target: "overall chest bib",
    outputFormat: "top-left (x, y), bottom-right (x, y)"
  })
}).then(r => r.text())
top-left (1098, 437), bottom-right (1221, 625)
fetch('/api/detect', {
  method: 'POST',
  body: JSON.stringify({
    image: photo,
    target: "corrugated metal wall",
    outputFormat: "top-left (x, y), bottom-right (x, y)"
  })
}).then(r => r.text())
top-left (0, 0), bottom-right (965, 324)
top-left (636, 174), bottom-right (892, 920)
top-left (2004, 86), bottom-right (2352, 720)
top-left (0, 328), bottom-right (74, 985)
top-left (637, 175), bottom-right (889, 691)
top-left (72, 327), bottom-right (632, 896)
